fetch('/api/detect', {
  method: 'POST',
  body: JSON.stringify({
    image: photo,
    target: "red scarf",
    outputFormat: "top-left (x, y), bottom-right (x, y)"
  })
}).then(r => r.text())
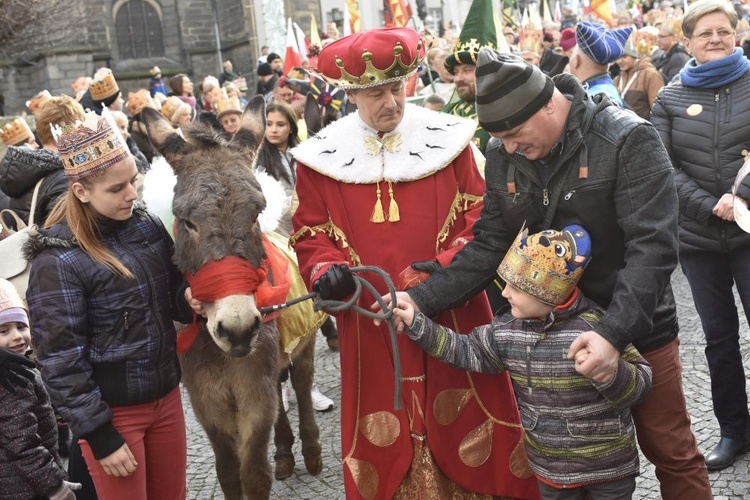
top-left (177, 234), bottom-right (291, 353)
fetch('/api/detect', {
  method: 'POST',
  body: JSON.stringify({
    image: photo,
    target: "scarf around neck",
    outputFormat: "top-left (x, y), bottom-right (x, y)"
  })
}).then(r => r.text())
top-left (679, 47), bottom-right (750, 88)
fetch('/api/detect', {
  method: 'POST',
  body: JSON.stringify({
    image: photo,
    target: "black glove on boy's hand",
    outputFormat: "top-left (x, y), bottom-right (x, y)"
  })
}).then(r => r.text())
top-left (313, 264), bottom-right (357, 301)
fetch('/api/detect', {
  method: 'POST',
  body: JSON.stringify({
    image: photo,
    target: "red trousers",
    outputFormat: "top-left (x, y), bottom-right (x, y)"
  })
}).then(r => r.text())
top-left (633, 338), bottom-right (712, 500)
top-left (80, 387), bottom-right (187, 500)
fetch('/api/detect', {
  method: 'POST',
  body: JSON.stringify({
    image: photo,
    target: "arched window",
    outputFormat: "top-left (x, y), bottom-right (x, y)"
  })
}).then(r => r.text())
top-left (115, 0), bottom-right (165, 60)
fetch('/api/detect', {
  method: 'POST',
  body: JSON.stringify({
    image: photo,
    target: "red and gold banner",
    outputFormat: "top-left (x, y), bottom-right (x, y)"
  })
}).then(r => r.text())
top-left (384, 0), bottom-right (413, 27)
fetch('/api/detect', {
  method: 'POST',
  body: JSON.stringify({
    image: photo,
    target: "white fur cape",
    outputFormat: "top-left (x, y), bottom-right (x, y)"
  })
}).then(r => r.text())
top-left (291, 103), bottom-right (476, 183)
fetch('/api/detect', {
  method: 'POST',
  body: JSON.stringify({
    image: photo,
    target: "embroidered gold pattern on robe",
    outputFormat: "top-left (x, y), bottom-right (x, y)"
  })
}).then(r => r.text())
top-left (345, 457), bottom-right (379, 500)
top-left (392, 442), bottom-right (493, 500)
top-left (436, 191), bottom-right (483, 253)
top-left (289, 218), bottom-right (362, 266)
top-left (433, 388), bottom-right (473, 425)
top-left (360, 411), bottom-right (401, 447)
top-left (509, 432), bottom-right (535, 479)
top-left (459, 418), bottom-right (494, 467)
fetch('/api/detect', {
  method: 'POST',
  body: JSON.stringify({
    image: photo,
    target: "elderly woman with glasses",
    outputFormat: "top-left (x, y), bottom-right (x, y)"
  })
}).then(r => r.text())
top-left (651, 0), bottom-right (750, 473)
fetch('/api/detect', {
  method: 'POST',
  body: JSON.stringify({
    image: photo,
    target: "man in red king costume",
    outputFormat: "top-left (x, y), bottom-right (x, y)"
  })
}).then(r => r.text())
top-left (291, 27), bottom-right (539, 500)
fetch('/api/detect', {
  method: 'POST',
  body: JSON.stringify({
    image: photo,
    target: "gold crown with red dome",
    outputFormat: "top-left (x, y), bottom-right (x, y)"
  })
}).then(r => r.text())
top-left (313, 27), bottom-right (424, 89)
top-left (90, 69), bottom-right (120, 102)
top-left (127, 89), bottom-right (157, 116)
top-left (51, 108), bottom-right (131, 181)
top-left (0, 118), bottom-right (34, 147)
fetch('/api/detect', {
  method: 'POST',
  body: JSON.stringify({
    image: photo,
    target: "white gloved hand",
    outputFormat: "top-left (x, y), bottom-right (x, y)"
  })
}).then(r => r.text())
top-left (49, 480), bottom-right (82, 500)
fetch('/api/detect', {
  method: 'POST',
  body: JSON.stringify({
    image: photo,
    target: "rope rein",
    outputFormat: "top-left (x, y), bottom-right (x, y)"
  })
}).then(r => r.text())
top-left (259, 266), bottom-right (403, 411)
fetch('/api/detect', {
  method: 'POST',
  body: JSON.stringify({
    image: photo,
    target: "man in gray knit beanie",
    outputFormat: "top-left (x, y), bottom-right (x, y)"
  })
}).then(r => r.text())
top-left (474, 47), bottom-right (568, 160)
top-left (383, 40), bottom-right (713, 500)
top-left (475, 48), bottom-right (555, 137)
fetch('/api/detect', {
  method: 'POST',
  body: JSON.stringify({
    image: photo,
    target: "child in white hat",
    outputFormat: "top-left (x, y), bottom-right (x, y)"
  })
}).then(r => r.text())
top-left (0, 278), bottom-right (81, 500)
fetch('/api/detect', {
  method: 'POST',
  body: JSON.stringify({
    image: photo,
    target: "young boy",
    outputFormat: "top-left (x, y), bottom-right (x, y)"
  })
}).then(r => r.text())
top-left (0, 278), bottom-right (80, 500)
top-left (393, 225), bottom-right (652, 500)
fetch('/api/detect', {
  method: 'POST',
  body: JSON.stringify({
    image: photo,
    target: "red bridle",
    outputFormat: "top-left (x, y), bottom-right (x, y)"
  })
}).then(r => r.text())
top-left (175, 226), bottom-right (291, 354)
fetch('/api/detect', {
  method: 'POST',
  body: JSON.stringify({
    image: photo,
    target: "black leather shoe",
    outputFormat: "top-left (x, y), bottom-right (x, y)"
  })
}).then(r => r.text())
top-left (705, 435), bottom-right (750, 471)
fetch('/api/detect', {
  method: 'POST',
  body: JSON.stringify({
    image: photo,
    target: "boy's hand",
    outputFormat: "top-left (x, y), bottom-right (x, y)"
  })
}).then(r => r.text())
top-left (392, 300), bottom-right (416, 329)
top-left (371, 292), bottom-right (420, 332)
top-left (100, 443), bottom-right (138, 477)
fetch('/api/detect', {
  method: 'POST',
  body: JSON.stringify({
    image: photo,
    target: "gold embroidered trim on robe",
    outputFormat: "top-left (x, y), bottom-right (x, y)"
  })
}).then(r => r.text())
top-left (345, 457), bottom-right (379, 500)
top-left (435, 191), bottom-right (484, 253)
top-left (392, 442), bottom-right (493, 500)
top-left (360, 411), bottom-right (400, 447)
top-left (290, 218), bottom-right (362, 266)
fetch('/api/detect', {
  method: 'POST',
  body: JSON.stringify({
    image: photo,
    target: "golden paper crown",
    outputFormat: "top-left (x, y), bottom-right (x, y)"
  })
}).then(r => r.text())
top-left (161, 96), bottom-right (191, 125)
top-left (90, 70), bottom-right (120, 102)
top-left (0, 118), bottom-right (33, 147)
top-left (127, 89), bottom-right (156, 116)
top-left (497, 226), bottom-right (591, 306)
top-left (214, 91), bottom-right (242, 118)
top-left (51, 108), bottom-right (131, 181)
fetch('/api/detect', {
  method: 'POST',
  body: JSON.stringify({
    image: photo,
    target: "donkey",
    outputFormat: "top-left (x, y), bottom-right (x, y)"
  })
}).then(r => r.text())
top-left (141, 100), bottom-right (322, 500)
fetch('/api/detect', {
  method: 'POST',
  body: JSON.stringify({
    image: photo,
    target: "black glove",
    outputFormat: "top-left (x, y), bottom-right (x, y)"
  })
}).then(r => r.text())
top-left (0, 348), bottom-right (36, 393)
top-left (411, 260), bottom-right (441, 274)
top-left (313, 264), bottom-right (357, 301)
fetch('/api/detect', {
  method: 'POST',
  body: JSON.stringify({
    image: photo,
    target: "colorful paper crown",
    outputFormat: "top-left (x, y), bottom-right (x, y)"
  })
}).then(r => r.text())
top-left (213, 90), bottom-right (242, 119)
top-left (0, 118), bottom-right (34, 147)
top-left (127, 89), bottom-right (157, 117)
top-left (445, 0), bottom-right (498, 74)
top-left (313, 27), bottom-right (424, 89)
top-left (90, 69), bottom-right (120, 102)
top-left (26, 90), bottom-right (51, 113)
top-left (497, 225), bottom-right (592, 306)
top-left (161, 96), bottom-right (191, 125)
top-left (51, 108), bottom-right (131, 182)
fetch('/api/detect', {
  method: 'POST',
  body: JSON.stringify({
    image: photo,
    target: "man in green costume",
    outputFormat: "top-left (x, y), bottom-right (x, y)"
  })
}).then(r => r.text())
top-left (442, 0), bottom-right (498, 155)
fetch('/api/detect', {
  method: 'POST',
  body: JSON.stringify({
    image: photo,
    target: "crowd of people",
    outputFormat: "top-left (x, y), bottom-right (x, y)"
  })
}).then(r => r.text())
top-left (1, 0), bottom-right (750, 497)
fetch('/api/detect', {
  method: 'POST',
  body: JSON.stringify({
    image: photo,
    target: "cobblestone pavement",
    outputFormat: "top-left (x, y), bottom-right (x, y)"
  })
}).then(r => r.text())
top-left (184, 269), bottom-right (750, 499)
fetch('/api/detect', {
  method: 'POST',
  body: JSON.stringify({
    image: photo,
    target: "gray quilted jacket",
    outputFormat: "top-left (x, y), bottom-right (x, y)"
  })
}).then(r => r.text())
top-left (651, 69), bottom-right (750, 253)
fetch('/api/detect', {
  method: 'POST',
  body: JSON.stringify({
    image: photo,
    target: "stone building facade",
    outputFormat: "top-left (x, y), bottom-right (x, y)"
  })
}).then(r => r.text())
top-left (0, 0), bottom-right (321, 115)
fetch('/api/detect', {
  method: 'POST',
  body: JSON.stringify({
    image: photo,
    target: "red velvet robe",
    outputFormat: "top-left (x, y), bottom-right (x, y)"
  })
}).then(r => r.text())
top-left (291, 106), bottom-right (539, 500)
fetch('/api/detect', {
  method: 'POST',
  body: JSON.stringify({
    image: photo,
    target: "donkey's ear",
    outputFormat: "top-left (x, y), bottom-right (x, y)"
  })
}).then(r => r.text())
top-left (231, 95), bottom-right (265, 152)
top-left (304, 93), bottom-right (322, 135)
top-left (141, 107), bottom-right (194, 173)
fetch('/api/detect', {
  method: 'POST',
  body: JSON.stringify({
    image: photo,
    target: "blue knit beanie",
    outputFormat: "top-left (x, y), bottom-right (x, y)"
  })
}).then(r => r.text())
top-left (575, 22), bottom-right (633, 65)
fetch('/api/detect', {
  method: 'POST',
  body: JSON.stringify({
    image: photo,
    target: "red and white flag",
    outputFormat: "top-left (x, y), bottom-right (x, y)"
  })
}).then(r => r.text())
top-left (283, 18), bottom-right (302, 75)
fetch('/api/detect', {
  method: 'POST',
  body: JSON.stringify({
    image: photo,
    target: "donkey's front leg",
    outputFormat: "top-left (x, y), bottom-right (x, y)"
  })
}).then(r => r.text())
top-left (203, 425), bottom-right (243, 500)
top-left (237, 407), bottom-right (275, 500)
